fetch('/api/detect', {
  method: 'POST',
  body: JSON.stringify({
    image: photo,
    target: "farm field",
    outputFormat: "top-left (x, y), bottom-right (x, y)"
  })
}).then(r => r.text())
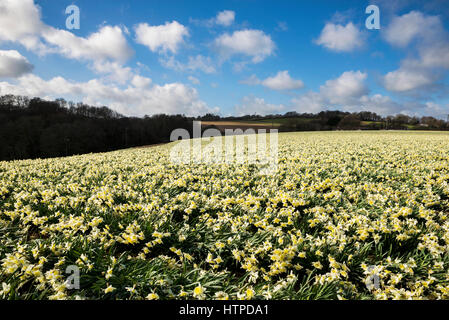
top-left (201, 120), bottom-right (280, 133)
top-left (248, 117), bottom-right (316, 125)
top-left (201, 120), bottom-right (281, 127)
top-left (1, 131), bottom-right (449, 300)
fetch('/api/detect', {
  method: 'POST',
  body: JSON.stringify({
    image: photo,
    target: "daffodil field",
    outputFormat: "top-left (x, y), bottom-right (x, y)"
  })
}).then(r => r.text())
top-left (1, 131), bottom-right (449, 300)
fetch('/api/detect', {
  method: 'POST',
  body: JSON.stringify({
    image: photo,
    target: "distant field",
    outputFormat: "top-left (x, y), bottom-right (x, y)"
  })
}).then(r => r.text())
top-left (248, 117), bottom-right (316, 125)
top-left (360, 121), bottom-right (383, 126)
top-left (201, 118), bottom-right (316, 131)
top-left (201, 120), bottom-right (280, 133)
top-left (203, 118), bottom-right (392, 130)
top-left (201, 120), bottom-right (281, 127)
top-left (204, 118), bottom-right (391, 129)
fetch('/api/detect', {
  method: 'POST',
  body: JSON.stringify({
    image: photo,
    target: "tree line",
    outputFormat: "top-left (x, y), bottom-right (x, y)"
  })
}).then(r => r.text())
top-left (198, 110), bottom-right (448, 132)
top-left (0, 95), bottom-right (193, 161)
top-left (0, 94), bottom-right (448, 161)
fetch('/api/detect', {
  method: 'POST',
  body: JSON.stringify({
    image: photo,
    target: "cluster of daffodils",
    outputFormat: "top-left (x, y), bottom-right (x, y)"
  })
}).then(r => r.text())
top-left (1, 131), bottom-right (449, 300)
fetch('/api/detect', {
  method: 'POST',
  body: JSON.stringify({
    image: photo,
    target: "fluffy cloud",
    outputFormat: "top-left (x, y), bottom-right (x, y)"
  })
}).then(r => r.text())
top-left (216, 10), bottom-right (235, 26)
top-left (0, 50), bottom-right (34, 78)
top-left (383, 68), bottom-right (436, 92)
top-left (320, 70), bottom-right (368, 103)
top-left (287, 70), bottom-right (368, 112)
top-left (0, 0), bottom-right (134, 85)
top-left (185, 55), bottom-right (216, 73)
top-left (253, 69), bottom-right (441, 117)
top-left (190, 10), bottom-right (235, 28)
top-left (419, 43), bottom-right (449, 69)
top-left (382, 11), bottom-right (449, 94)
top-left (290, 70), bottom-right (401, 115)
top-left (0, 74), bottom-right (217, 117)
top-left (241, 71), bottom-right (304, 91)
top-left (40, 25), bottom-right (134, 84)
top-left (276, 22), bottom-right (288, 32)
top-left (262, 71), bottom-right (304, 91)
top-left (0, 1), bottom-right (216, 117)
top-left (235, 95), bottom-right (285, 116)
top-left (315, 22), bottom-right (364, 52)
top-left (0, 0), bottom-right (133, 63)
top-left (291, 91), bottom-right (402, 116)
top-left (240, 74), bottom-right (260, 86)
top-left (135, 21), bottom-right (189, 54)
top-left (188, 76), bottom-right (200, 85)
top-left (160, 55), bottom-right (216, 74)
top-left (214, 29), bottom-right (275, 63)
top-left (0, 0), bottom-right (42, 39)
top-left (0, 0), bottom-right (47, 52)
top-left (131, 75), bottom-right (152, 88)
top-left (42, 26), bottom-right (133, 63)
top-left (352, 94), bottom-right (402, 115)
top-left (384, 11), bottom-right (442, 47)
top-left (423, 102), bottom-right (449, 118)
top-left (90, 61), bottom-right (134, 85)
top-left (291, 92), bottom-right (325, 114)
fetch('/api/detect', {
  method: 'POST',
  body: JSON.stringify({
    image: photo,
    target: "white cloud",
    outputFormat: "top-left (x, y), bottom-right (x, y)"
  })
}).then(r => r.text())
top-left (256, 68), bottom-right (439, 116)
top-left (383, 68), bottom-right (436, 92)
top-left (291, 91), bottom-right (402, 116)
top-left (261, 71), bottom-right (304, 91)
top-left (161, 55), bottom-right (216, 74)
top-left (216, 10), bottom-right (235, 26)
top-left (240, 74), bottom-right (260, 85)
top-left (235, 96), bottom-right (285, 116)
top-left (0, 0), bottom-right (134, 85)
top-left (0, 0), bottom-right (47, 53)
top-left (131, 75), bottom-right (152, 88)
top-left (89, 61), bottom-right (135, 85)
top-left (214, 29), bottom-right (275, 63)
top-left (0, 74), bottom-right (217, 117)
top-left (315, 22), bottom-right (364, 52)
top-left (135, 21), bottom-right (189, 54)
top-left (291, 92), bottom-right (326, 114)
top-left (190, 10), bottom-right (235, 28)
top-left (382, 11), bottom-right (449, 94)
top-left (419, 43), bottom-right (449, 69)
top-left (290, 70), bottom-right (400, 115)
top-left (188, 76), bottom-right (200, 85)
top-left (424, 102), bottom-right (449, 118)
top-left (241, 71), bottom-right (304, 91)
top-left (384, 11), bottom-right (442, 47)
top-left (0, 50), bottom-right (33, 78)
top-left (232, 61), bottom-right (250, 72)
top-left (0, 0), bottom-right (133, 63)
top-left (276, 22), bottom-right (288, 32)
top-left (186, 55), bottom-right (216, 73)
top-left (354, 94), bottom-right (402, 115)
top-left (0, 1), bottom-right (217, 117)
top-left (42, 26), bottom-right (133, 63)
top-left (320, 70), bottom-right (368, 103)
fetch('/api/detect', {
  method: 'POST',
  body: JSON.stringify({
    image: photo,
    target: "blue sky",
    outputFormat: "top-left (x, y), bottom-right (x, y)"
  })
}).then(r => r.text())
top-left (0, 0), bottom-right (448, 118)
